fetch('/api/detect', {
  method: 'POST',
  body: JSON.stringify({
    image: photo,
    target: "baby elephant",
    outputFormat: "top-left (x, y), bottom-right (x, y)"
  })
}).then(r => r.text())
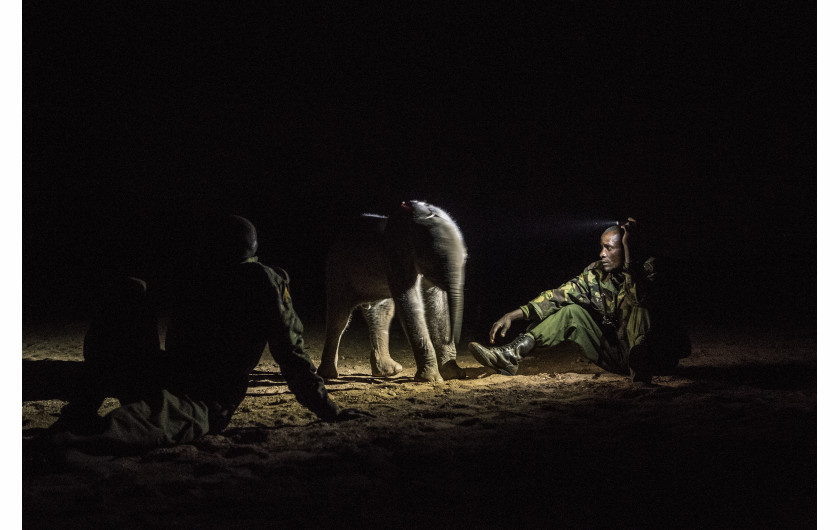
top-left (316, 200), bottom-right (467, 382)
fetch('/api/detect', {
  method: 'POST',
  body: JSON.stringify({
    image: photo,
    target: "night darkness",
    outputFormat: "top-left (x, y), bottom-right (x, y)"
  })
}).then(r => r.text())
top-left (24, 3), bottom-right (815, 331)
top-left (19, 4), bottom-right (821, 526)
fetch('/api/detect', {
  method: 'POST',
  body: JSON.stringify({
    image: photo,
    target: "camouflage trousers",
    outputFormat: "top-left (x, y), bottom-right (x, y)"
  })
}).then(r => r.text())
top-left (53, 389), bottom-right (210, 455)
top-left (526, 304), bottom-right (688, 376)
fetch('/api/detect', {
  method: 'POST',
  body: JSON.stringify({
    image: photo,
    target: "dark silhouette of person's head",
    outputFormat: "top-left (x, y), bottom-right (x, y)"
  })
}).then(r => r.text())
top-left (202, 214), bottom-right (258, 264)
top-left (94, 276), bottom-right (148, 323)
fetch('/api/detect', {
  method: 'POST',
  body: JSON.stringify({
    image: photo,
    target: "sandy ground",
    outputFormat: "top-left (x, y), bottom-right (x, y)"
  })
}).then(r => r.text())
top-left (22, 317), bottom-right (816, 529)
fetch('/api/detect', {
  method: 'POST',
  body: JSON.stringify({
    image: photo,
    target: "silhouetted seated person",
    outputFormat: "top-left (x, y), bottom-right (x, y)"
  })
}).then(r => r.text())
top-left (49, 215), bottom-right (369, 455)
top-left (469, 218), bottom-right (690, 383)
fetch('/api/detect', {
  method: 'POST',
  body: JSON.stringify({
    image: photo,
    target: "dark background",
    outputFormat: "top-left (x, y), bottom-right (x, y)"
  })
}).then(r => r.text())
top-left (23, 2), bottom-right (815, 333)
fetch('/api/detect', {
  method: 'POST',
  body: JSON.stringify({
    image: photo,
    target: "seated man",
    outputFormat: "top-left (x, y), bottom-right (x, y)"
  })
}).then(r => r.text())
top-left (469, 219), bottom-right (690, 383)
top-left (50, 215), bottom-right (369, 455)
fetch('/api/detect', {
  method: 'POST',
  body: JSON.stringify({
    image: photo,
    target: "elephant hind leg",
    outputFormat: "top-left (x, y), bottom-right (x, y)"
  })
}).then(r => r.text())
top-left (360, 299), bottom-right (403, 377)
top-left (317, 300), bottom-right (353, 380)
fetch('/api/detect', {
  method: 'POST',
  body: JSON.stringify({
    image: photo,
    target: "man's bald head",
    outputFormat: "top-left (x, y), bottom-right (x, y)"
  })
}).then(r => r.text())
top-left (602, 224), bottom-right (621, 239)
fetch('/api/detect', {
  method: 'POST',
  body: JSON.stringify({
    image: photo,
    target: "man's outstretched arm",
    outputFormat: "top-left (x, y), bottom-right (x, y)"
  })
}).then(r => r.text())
top-left (266, 270), bottom-right (371, 422)
top-left (488, 308), bottom-right (526, 344)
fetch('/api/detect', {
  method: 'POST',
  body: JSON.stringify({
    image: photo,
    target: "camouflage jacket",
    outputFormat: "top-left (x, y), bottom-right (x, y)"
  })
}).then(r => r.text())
top-left (519, 257), bottom-right (656, 331)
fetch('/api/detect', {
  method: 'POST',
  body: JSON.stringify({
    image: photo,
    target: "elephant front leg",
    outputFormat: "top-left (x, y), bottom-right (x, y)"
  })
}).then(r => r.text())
top-left (422, 280), bottom-right (466, 380)
top-left (360, 299), bottom-right (403, 377)
top-left (393, 281), bottom-right (443, 382)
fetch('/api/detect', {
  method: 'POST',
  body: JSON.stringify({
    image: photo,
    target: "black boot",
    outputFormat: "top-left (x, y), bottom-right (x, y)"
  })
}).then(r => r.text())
top-left (468, 334), bottom-right (535, 376)
top-left (628, 341), bottom-right (653, 384)
top-left (48, 402), bottom-right (104, 435)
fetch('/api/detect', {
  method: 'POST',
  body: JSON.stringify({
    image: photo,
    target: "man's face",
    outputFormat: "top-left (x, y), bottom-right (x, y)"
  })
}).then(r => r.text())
top-left (599, 230), bottom-right (624, 272)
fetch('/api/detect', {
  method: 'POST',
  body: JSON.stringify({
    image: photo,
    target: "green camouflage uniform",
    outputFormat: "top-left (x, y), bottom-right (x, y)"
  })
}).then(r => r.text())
top-left (520, 257), bottom-right (688, 375)
top-left (56, 258), bottom-right (340, 454)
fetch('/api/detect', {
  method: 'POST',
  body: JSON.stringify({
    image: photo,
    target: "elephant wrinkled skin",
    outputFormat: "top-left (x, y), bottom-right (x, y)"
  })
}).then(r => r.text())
top-left (316, 201), bottom-right (467, 382)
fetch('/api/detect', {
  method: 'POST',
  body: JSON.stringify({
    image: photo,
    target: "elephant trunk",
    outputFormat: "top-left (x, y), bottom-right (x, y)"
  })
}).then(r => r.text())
top-left (447, 281), bottom-right (463, 346)
top-left (426, 223), bottom-right (465, 346)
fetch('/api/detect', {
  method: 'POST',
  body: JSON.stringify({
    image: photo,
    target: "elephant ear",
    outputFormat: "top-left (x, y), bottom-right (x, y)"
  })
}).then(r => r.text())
top-left (383, 205), bottom-right (420, 293)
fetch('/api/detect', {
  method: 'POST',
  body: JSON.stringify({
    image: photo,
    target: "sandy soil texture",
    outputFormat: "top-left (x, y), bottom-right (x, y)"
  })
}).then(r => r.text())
top-left (22, 318), bottom-right (816, 529)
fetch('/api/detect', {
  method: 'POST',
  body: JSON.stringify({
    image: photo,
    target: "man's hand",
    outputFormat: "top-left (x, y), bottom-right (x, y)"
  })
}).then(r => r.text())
top-left (621, 217), bottom-right (637, 246)
top-left (329, 408), bottom-right (374, 422)
top-left (621, 217), bottom-right (637, 266)
top-left (489, 309), bottom-right (525, 344)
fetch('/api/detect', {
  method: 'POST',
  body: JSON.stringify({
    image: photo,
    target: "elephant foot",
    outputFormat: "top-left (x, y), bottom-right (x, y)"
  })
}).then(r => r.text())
top-left (413, 366), bottom-right (444, 383)
top-left (316, 364), bottom-right (339, 380)
top-left (438, 359), bottom-right (466, 380)
top-left (371, 358), bottom-right (403, 377)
